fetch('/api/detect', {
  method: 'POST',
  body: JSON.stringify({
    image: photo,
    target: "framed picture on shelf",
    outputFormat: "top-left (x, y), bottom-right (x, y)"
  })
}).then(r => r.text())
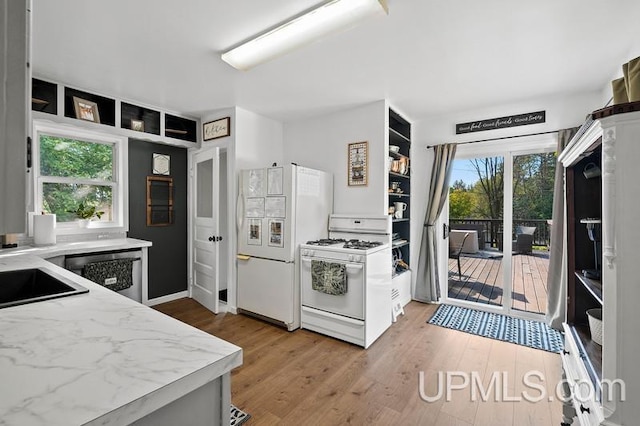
top-left (73, 96), bottom-right (100, 123)
top-left (203, 117), bottom-right (231, 141)
top-left (130, 119), bottom-right (145, 132)
top-left (348, 141), bottom-right (368, 186)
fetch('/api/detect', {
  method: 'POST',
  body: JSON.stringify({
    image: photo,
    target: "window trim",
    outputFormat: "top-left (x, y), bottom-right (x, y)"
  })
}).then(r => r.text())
top-left (32, 120), bottom-right (128, 235)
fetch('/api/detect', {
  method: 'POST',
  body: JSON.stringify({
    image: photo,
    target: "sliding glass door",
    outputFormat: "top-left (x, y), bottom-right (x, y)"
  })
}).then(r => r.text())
top-left (511, 152), bottom-right (556, 315)
top-left (444, 140), bottom-right (555, 320)
top-left (447, 156), bottom-right (505, 308)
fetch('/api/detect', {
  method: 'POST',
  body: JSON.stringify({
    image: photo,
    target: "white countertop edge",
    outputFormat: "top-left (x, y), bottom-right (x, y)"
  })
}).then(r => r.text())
top-left (0, 238), bottom-right (152, 259)
top-left (88, 351), bottom-right (243, 426)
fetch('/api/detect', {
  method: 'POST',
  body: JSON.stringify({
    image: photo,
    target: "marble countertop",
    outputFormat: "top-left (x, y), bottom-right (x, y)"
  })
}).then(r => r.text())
top-left (0, 256), bottom-right (242, 426)
top-left (0, 238), bottom-right (152, 260)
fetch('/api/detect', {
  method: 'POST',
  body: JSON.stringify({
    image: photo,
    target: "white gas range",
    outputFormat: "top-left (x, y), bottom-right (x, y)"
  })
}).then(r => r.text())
top-left (300, 215), bottom-right (392, 348)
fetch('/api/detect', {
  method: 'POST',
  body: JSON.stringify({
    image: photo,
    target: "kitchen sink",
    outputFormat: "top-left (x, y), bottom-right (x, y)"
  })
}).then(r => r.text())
top-left (0, 268), bottom-right (89, 309)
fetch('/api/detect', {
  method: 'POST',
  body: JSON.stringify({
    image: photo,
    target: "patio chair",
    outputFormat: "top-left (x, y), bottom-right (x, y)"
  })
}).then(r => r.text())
top-left (449, 232), bottom-right (470, 279)
top-left (512, 226), bottom-right (536, 254)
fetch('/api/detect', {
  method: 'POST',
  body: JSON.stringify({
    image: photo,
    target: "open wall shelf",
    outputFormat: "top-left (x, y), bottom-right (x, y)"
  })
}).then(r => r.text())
top-left (64, 86), bottom-right (116, 126)
top-left (121, 102), bottom-right (161, 136)
top-left (31, 78), bottom-right (198, 146)
top-left (388, 107), bottom-right (411, 278)
top-left (165, 114), bottom-right (197, 143)
top-left (31, 78), bottom-right (57, 115)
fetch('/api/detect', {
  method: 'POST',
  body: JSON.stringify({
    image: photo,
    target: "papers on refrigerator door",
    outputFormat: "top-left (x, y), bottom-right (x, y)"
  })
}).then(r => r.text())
top-left (265, 196), bottom-right (286, 218)
top-left (246, 197), bottom-right (265, 218)
top-left (267, 167), bottom-right (283, 195)
top-left (268, 219), bottom-right (284, 247)
top-left (247, 169), bottom-right (266, 197)
top-left (248, 219), bottom-right (262, 245)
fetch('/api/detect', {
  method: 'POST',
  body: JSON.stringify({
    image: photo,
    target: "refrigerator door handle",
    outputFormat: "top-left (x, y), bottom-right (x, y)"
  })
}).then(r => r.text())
top-left (236, 191), bottom-right (245, 231)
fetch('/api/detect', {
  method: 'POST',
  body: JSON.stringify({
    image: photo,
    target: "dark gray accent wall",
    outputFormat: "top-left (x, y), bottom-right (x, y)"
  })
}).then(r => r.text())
top-left (128, 139), bottom-right (188, 299)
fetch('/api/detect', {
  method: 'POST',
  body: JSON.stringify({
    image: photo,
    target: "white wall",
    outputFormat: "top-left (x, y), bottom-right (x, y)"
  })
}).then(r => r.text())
top-left (283, 100), bottom-right (387, 214)
top-left (235, 107), bottom-right (284, 170)
top-left (411, 91), bottom-right (604, 293)
top-left (198, 107), bottom-right (284, 311)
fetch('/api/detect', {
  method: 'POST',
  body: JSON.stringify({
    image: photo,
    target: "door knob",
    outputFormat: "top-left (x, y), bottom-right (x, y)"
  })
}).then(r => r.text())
top-left (208, 236), bottom-right (214, 242)
top-left (217, 236), bottom-right (223, 242)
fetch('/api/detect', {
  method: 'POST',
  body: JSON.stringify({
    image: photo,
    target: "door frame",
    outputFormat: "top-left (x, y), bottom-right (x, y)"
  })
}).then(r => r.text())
top-left (439, 134), bottom-right (556, 321)
top-left (188, 141), bottom-right (237, 313)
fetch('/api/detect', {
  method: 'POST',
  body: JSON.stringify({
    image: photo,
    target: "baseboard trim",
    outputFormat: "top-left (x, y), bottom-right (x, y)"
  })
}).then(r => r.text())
top-left (146, 291), bottom-right (189, 306)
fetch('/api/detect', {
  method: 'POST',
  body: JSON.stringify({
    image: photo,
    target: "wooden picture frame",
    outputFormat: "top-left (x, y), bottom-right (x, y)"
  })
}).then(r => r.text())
top-left (348, 141), bottom-right (368, 186)
top-left (131, 119), bottom-right (145, 132)
top-left (203, 117), bottom-right (231, 141)
top-left (146, 176), bottom-right (174, 226)
top-left (73, 96), bottom-right (101, 123)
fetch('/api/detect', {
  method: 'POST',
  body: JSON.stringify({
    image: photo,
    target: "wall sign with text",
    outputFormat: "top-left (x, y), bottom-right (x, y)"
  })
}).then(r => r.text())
top-left (455, 111), bottom-right (546, 134)
top-left (203, 117), bottom-right (231, 141)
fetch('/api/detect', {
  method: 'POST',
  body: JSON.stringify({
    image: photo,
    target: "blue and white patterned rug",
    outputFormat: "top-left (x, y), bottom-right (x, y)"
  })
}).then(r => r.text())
top-left (231, 404), bottom-right (251, 426)
top-left (428, 304), bottom-right (564, 353)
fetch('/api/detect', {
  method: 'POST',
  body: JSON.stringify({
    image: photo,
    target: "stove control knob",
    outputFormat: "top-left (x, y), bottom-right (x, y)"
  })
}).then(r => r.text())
top-left (301, 249), bottom-right (307, 256)
top-left (355, 255), bottom-right (362, 262)
top-left (308, 250), bottom-right (314, 256)
top-left (348, 255), bottom-right (354, 261)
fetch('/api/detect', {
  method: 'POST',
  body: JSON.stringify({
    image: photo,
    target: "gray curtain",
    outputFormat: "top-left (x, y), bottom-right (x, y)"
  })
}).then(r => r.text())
top-left (414, 143), bottom-right (457, 302)
top-left (546, 127), bottom-right (579, 329)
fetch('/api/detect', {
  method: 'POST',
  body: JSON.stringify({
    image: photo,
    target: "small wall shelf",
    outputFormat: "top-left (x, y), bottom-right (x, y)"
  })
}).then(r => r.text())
top-left (147, 176), bottom-right (174, 226)
top-left (31, 77), bottom-right (199, 147)
top-left (64, 86), bottom-right (116, 126)
top-left (121, 102), bottom-right (161, 136)
top-left (389, 171), bottom-right (410, 179)
top-left (31, 78), bottom-right (57, 115)
top-left (165, 114), bottom-right (197, 143)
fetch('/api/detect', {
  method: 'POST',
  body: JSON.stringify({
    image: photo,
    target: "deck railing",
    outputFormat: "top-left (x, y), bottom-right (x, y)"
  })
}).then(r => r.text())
top-left (450, 218), bottom-right (551, 248)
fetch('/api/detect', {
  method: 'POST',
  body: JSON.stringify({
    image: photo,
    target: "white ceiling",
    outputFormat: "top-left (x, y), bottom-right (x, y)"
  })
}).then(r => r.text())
top-left (32, 0), bottom-right (640, 123)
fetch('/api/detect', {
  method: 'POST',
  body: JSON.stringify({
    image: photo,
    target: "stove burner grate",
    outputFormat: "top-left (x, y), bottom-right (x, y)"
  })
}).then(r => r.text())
top-left (305, 238), bottom-right (347, 246)
top-left (343, 240), bottom-right (383, 250)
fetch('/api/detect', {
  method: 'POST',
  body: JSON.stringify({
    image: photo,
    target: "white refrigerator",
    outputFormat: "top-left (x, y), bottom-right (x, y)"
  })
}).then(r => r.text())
top-left (237, 164), bottom-right (333, 330)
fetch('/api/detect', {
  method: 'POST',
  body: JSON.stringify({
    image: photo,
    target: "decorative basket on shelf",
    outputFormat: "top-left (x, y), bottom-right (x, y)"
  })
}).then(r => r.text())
top-left (586, 308), bottom-right (603, 346)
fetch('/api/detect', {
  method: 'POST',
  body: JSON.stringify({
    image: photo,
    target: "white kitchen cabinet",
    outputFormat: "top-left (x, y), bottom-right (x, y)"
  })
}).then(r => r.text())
top-left (0, 0), bottom-right (30, 234)
top-left (559, 108), bottom-right (640, 425)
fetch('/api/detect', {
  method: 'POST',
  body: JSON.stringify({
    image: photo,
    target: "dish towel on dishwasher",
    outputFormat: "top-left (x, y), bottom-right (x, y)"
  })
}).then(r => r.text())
top-left (83, 259), bottom-right (134, 292)
top-left (311, 260), bottom-right (347, 295)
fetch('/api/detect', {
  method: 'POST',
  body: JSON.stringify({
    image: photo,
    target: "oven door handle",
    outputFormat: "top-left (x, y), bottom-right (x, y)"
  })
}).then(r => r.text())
top-left (301, 258), bottom-right (363, 271)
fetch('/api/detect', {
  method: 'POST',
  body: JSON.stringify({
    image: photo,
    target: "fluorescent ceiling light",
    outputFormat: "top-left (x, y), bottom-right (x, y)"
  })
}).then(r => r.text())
top-left (221, 0), bottom-right (388, 71)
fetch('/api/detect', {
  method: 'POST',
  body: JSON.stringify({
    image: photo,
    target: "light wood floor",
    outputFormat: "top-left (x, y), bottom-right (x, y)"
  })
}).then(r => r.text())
top-left (154, 298), bottom-right (562, 426)
top-left (448, 252), bottom-right (549, 315)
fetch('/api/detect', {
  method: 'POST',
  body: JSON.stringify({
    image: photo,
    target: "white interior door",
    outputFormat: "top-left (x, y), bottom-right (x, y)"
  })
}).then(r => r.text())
top-left (192, 148), bottom-right (220, 313)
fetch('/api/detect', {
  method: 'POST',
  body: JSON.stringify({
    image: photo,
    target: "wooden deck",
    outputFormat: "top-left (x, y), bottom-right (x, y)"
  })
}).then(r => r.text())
top-left (448, 251), bottom-right (549, 314)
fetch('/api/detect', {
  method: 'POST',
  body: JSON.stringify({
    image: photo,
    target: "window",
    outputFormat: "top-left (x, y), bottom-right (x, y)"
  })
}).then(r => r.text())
top-left (33, 121), bottom-right (128, 234)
